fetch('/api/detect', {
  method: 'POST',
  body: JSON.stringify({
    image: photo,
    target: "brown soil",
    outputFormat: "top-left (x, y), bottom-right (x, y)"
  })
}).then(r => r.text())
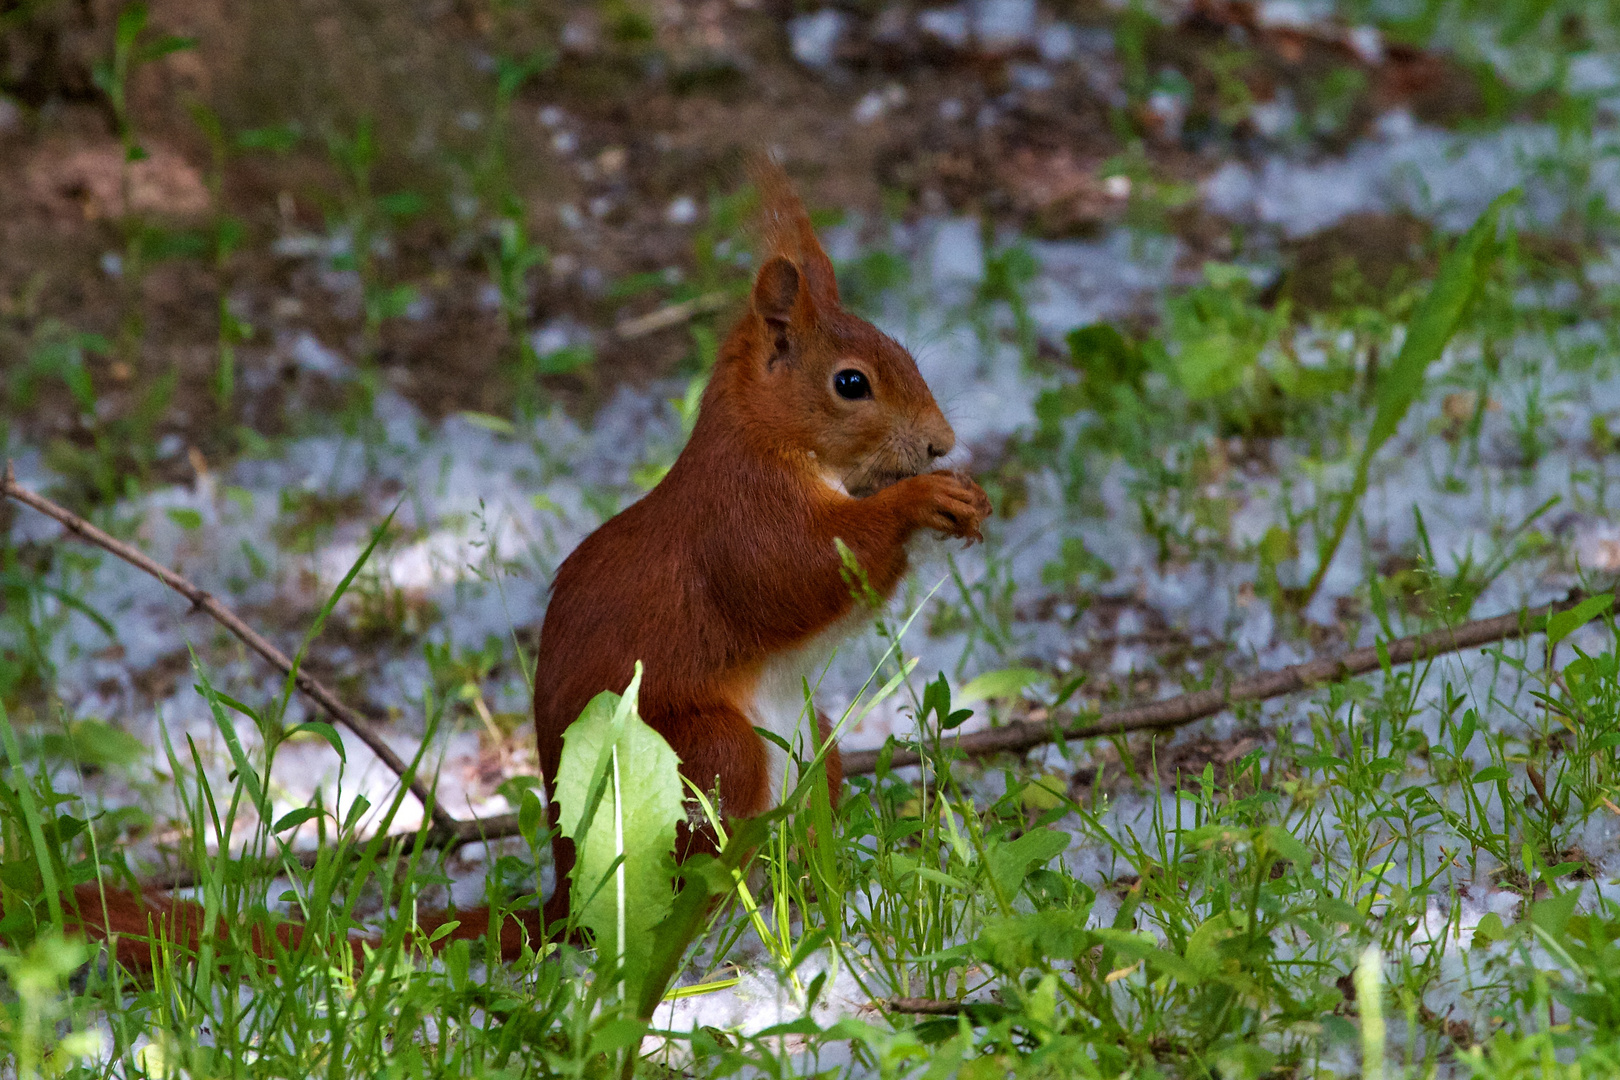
top-left (0, 0), bottom-right (1525, 499)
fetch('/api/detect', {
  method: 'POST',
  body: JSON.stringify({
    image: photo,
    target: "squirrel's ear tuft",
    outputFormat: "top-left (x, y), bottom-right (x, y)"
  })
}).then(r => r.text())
top-left (752, 255), bottom-right (802, 365)
top-left (752, 156), bottom-right (840, 309)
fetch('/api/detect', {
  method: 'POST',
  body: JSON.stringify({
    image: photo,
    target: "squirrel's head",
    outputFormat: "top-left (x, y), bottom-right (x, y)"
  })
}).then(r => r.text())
top-left (713, 160), bottom-right (956, 497)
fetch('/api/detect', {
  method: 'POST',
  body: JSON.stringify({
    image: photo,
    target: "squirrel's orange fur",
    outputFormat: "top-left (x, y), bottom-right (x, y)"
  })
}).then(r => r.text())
top-left (533, 158), bottom-right (989, 931)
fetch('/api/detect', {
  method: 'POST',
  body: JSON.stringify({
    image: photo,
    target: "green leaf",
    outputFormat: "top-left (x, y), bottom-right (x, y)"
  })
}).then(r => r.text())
top-left (114, 3), bottom-right (149, 50)
top-left (1184, 911), bottom-right (1243, 978)
top-left (1472, 911), bottom-right (1507, 948)
top-left (588, 1018), bottom-right (648, 1057)
top-left (1471, 766), bottom-right (1510, 784)
top-left (222, 486), bottom-right (255, 515)
top-left (976, 909), bottom-right (1095, 972)
top-left (1315, 895), bottom-right (1366, 928)
top-left (443, 938), bottom-right (470, 989)
top-left (1210, 1039), bottom-right (1277, 1080)
top-left (42, 719), bottom-right (145, 768)
top-left (1066, 323), bottom-right (1147, 410)
top-left (1137, 944), bottom-right (1202, 984)
top-left (236, 124), bottom-right (301, 153)
top-left (137, 34), bottom-right (196, 63)
top-left (145, 228), bottom-right (209, 262)
top-left (1257, 525), bottom-right (1295, 596)
top-left (273, 806), bottom-right (322, 833)
top-left (377, 191), bottom-right (426, 218)
top-left (1528, 889), bottom-right (1579, 939)
top-left (957, 667), bottom-right (1042, 705)
top-left (165, 507), bottom-right (203, 531)
top-left (282, 506), bottom-right (397, 700)
top-left (554, 664), bottom-right (684, 1006)
top-left (518, 789), bottom-right (544, 841)
top-left (457, 411), bottom-right (516, 436)
top-left (286, 721), bottom-right (345, 761)
top-left (755, 1017), bottom-right (825, 1039)
top-left (372, 284), bottom-right (419, 321)
top-left (1041, 535), bottom-right (1114, 589)
top-left (1091, 926), bottom-right (1203, 984)
top-left (807, 752), bottom-right (842, 928)
top-left (342, 794), bottom-right (371, 832)
top-left (912, 865), bottom-right (971, 892)
top-left (1174, 329), bottom-right (1250, 400)
top-left (1367, 196), bottom-right (1514, 453)
top-left (987, 827), bottom-right (1070, 900)
top-left (1545, 594), bottom-right (1614, 647)
top-left (192, 685), bottom-right (259, 724)
top-left (1019, 773), bottom-right (1067, 812)
top-left (538, 344), bottom-right (594, 375)
top-left (636, 827), bottom-right (764, 1018)
top-left (1260, 825), bottom-right (1313, 867)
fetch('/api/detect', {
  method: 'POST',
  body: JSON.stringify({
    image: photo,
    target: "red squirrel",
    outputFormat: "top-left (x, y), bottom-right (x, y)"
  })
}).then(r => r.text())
top-left (532, 160), bottom-right (990, 931)
top-left (39, 161), bottom-right (989, 969)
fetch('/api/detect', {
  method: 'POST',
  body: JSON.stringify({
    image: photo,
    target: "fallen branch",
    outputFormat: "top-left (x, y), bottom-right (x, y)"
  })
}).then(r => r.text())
top-left (1, 464), bottom-right (459, 835)
top-left (840, 585), bottom-right (1611, 776)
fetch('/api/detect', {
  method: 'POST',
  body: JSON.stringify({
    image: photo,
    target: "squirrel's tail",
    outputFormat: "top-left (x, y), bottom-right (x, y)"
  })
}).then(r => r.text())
top-left (51, 882), bottom-right (549, 971)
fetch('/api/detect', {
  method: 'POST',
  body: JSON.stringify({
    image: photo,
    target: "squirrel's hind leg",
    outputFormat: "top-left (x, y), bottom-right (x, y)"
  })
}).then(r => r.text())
top-left (654, 702), bottom-right (772, 858)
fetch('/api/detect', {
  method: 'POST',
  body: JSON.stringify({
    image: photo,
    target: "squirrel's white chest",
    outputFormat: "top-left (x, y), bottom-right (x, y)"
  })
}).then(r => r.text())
top-left (744, 611), bottom-right (863, 807)
top-left (739, 512), bottom-right (938, 809)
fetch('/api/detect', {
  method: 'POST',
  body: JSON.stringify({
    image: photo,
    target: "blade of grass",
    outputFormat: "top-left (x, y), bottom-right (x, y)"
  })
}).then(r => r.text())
top-left (1300, 191), bottom-right (1518, 607)
top-left (191, 647), bottom-right (270, 821)
top-left (0, 698), bottom-right (63, 927)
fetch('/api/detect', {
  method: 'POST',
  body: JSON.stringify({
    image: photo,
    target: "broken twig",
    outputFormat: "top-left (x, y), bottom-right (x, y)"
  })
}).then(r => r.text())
top-left (840, 585), bottom-right (1612, 776)
top-left (1, 464), bottom-right (459, 834)
top-left (885, 997), bottom-right (976, 1015)
top-left (613, 290), bottom-right (733, 340)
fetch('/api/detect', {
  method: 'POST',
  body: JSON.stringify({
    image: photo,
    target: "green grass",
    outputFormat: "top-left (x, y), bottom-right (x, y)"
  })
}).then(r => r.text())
top-left (2, 579), bottom-right (1618, 1077)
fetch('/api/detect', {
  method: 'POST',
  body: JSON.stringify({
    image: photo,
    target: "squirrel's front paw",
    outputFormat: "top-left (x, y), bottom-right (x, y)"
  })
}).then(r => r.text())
top-left (910, 470), bottom-right (991, 544)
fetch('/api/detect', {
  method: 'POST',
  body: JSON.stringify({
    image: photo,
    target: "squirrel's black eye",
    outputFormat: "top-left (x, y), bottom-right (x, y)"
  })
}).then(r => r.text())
top-left (834, 369), bottom-right (872, 400)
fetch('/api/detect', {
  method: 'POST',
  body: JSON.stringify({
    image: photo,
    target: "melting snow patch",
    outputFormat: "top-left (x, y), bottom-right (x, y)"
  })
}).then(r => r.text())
top-left (918, 6), bottom-right (970, 48)
top-left (788, 9), bottom-right (846, 70)
top-left (1203, 118), bottom-right (1611, 236)
top-left (972, 0), bottom-right (1036, 49)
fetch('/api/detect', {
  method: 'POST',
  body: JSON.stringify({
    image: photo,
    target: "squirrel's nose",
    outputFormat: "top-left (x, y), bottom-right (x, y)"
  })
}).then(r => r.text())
top-left (927, 443), bottom-right (948, 460)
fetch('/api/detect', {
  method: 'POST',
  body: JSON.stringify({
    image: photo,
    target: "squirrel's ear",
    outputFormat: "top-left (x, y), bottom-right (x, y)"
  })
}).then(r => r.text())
top-left (752, 255), bottom-right (804, 366)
